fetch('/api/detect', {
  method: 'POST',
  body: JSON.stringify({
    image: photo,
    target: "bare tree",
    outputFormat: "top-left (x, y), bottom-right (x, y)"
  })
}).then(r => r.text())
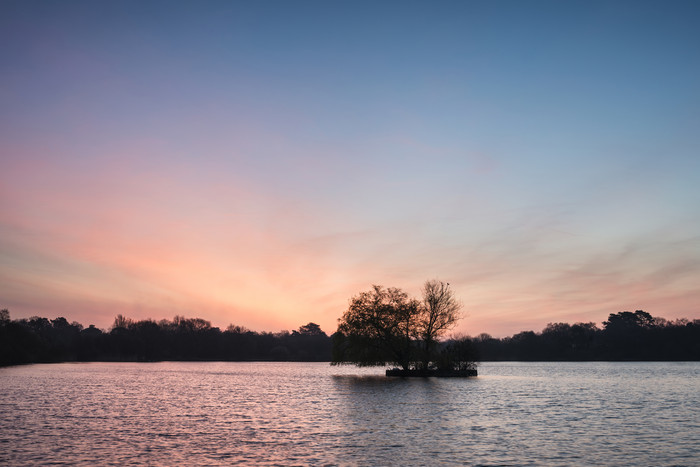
top-left (332, 281), bottom-right (464, 371)
top-left (419, 280), bottom-right (462, 368)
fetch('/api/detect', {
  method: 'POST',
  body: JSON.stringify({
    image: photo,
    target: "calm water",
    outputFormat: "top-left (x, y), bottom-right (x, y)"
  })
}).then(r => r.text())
top-left (1, 362), bottom-right (698, 466)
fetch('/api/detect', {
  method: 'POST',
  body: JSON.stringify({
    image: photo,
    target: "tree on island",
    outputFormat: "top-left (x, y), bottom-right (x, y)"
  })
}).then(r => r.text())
top-left (419, 280), bottom-right (462, 369)
top-left (331, 280), bottom-right (476, 373)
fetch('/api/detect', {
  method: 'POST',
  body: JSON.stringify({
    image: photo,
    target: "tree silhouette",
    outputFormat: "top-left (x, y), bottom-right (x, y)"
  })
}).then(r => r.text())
top-left (333, 285), bottom-right (419, 370)
top-left (418, 280), bottom-right (462, 368)
top-left (2, 307), bottom-right (699, 366)
top-left (296, 322), bottom-right (324, 336)
top-left (332, 281), bottom-right (469, 371)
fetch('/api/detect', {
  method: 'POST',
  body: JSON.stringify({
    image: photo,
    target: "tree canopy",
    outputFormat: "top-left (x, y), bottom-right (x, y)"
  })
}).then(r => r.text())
top-left (471, 310), bottom-right (700, 361)
top-left (0, 310), bottom-right (332, 365)
top-left (3, 307), bottom-right (697, 366)
top-left (331, 280), bottom-right (471, 371)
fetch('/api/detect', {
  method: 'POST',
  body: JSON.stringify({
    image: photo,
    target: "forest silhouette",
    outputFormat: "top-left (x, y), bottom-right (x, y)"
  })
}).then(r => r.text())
top-left (1, 308), bottom-right (698, 366)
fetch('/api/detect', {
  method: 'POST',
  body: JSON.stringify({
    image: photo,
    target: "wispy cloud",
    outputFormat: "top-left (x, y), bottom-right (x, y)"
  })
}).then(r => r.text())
top-left (2, 1), bottom-right (699, 336)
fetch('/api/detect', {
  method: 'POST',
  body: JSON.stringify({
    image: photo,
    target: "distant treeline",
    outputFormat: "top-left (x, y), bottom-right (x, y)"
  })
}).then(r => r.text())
top-left (1, 309), bottom-right (699, 366)
top-left (473, 310), bottom-right (700, 361)
top-left (0, 310), bottom-right (331, 366)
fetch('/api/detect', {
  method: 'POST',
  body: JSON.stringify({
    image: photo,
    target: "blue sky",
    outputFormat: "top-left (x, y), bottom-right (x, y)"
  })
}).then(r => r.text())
top-left (1, 0), bottom-right (699, 336)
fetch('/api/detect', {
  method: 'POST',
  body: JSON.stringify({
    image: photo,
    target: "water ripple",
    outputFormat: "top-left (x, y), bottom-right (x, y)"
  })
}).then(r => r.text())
top-left (0, 362), bottom-right (698, 465)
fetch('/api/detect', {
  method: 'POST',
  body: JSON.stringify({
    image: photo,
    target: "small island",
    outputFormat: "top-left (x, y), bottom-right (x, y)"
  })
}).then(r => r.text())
top-left (331, 280), bottom-right (478, 377)
top-left (385, 368), bottom-right (477, 377)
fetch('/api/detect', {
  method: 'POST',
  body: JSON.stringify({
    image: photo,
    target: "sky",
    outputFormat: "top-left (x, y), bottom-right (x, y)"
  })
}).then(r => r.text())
top-left (1, 0), bottom-right (699, 337)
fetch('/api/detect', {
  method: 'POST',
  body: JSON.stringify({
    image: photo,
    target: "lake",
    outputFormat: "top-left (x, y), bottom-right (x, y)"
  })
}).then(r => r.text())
top-left (1, 362), bottom-right (698, 465)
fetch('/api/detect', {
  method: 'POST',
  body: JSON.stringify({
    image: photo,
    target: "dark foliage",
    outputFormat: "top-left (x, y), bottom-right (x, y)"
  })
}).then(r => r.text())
top-left (0, 309), bottom-right (331, 366)
top-left (472, 310), bottom-right (700, 361)
top-left (331, 282), bottom-right (465, 370)
top-left (3, 308), bottom-right (698, 366)
top-left (332, 285), bottom-right (420, 370)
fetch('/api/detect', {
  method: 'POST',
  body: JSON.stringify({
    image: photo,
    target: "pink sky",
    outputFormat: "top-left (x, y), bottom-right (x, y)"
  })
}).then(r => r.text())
top-left (3, 147), bottom-right (698, 337)
top-left (2, 1), bottom-right (699, 337)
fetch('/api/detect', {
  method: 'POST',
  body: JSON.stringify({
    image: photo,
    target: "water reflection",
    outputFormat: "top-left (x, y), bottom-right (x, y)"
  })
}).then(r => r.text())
top-left (0, 362), bottom-right (698, 466)
top-left (329, 373), bottom-right (488, 465)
